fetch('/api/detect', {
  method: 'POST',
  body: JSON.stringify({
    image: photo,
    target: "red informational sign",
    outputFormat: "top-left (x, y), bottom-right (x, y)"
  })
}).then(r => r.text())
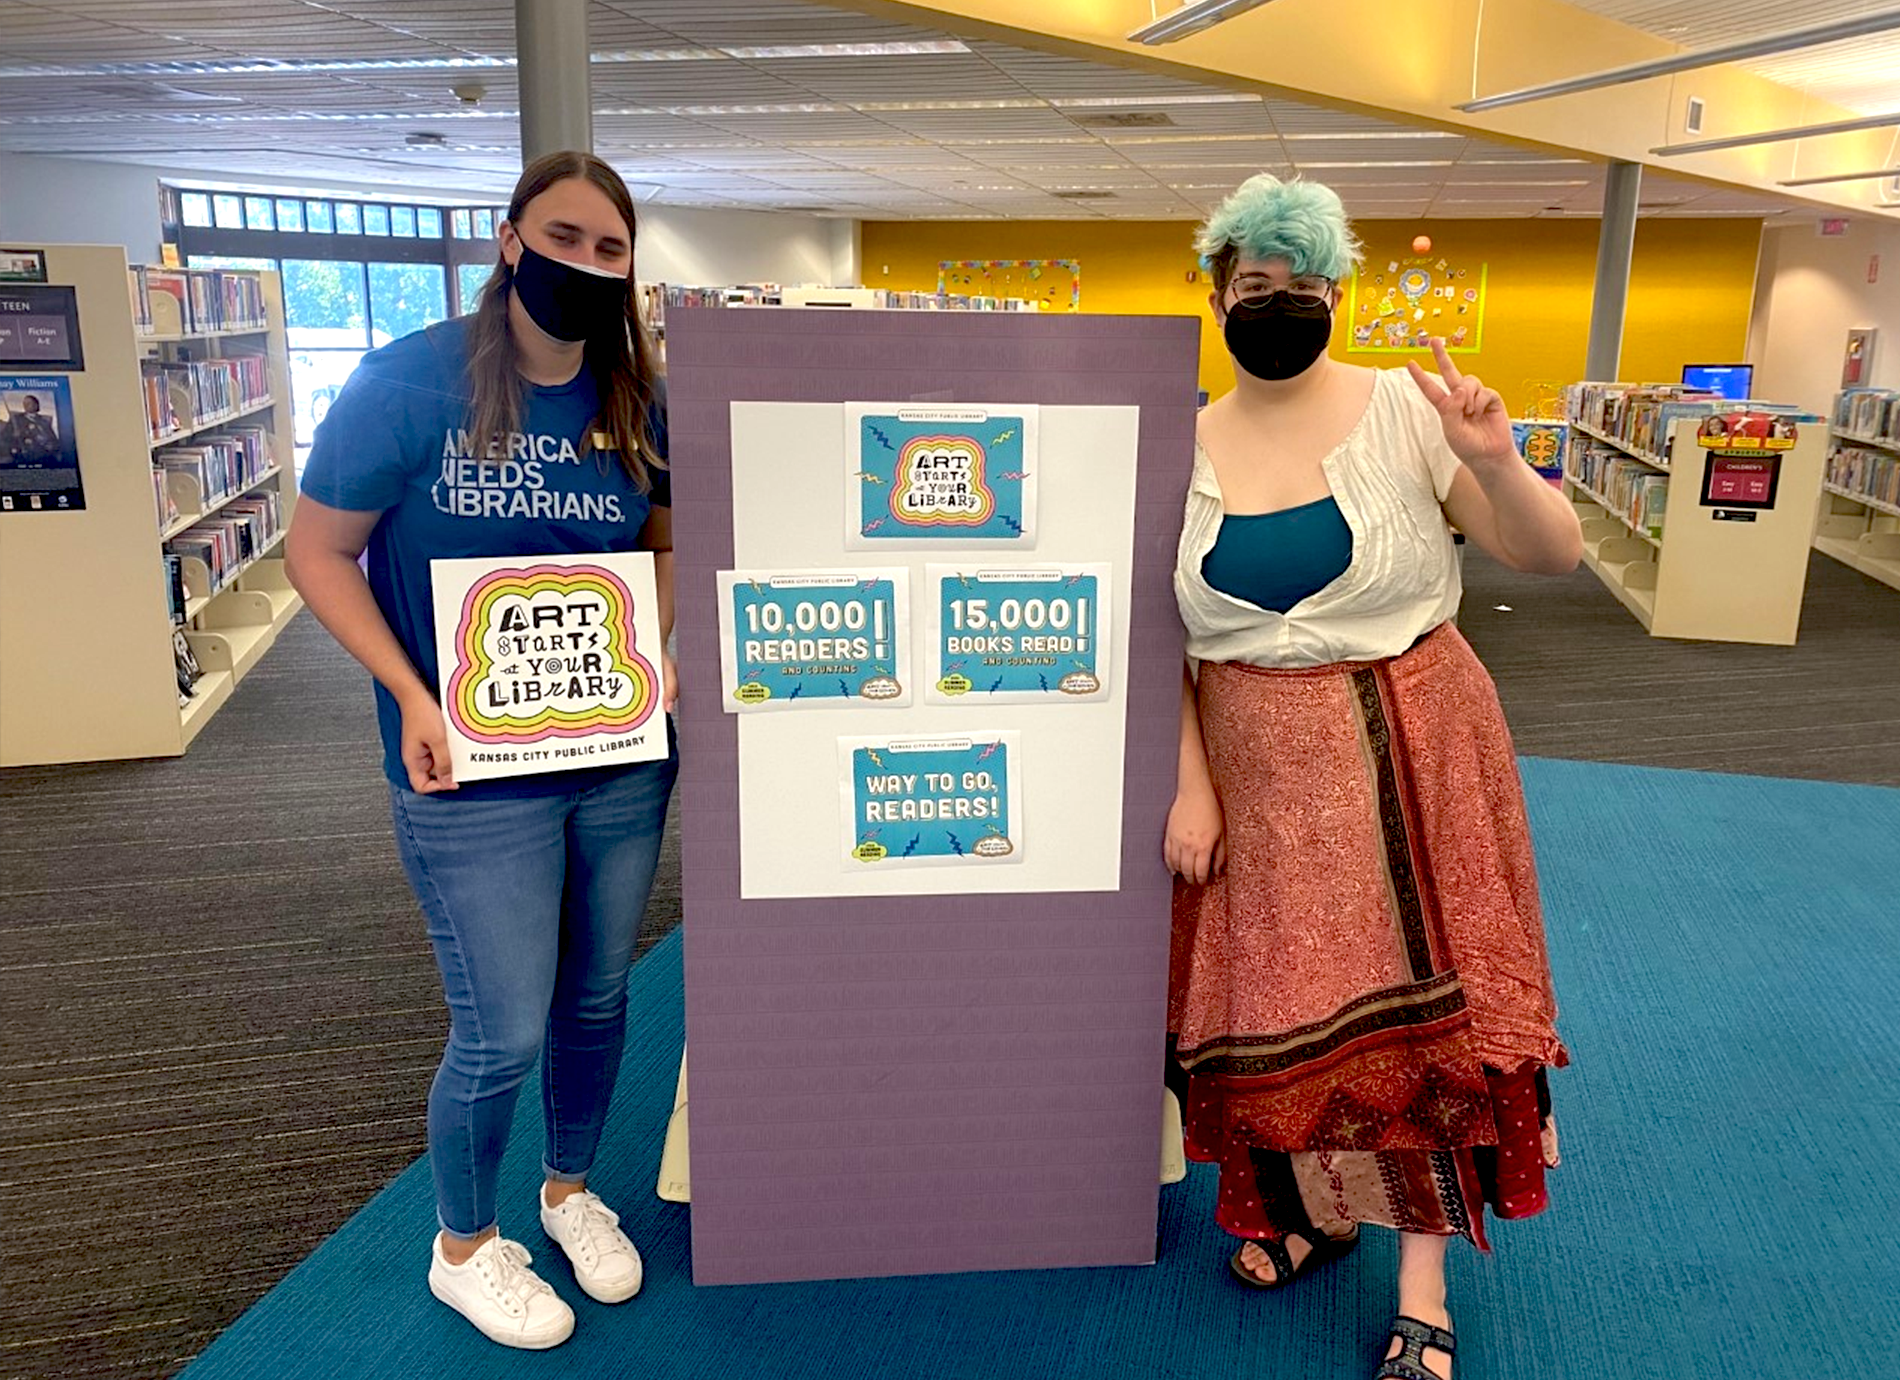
top-left (1699, 454), bottom-right (1781, 510)
top-left (1871, 255), bottom-right (1882, 285)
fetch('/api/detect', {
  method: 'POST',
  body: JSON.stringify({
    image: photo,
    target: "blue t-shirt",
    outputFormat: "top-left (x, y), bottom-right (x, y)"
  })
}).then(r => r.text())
top-left (300, 316), bottom-right (670, 798)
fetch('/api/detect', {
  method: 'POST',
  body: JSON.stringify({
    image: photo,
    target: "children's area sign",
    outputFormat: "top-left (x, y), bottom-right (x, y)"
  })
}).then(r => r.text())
top-left (840, 734), bottom-right (1022, 868)
top-left (717, 570), bottom-right (910, 710)
top-left (1696, 412), bottom-right (1794, 514)
top-left (845, 403), bottom-right (1037, 546)
top-left (429, 552), bottom-right (668, 782)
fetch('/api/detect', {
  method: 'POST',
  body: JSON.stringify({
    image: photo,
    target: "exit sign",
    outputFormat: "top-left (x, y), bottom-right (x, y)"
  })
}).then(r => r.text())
top-left (1819, 218), bottom-right (1851, 237)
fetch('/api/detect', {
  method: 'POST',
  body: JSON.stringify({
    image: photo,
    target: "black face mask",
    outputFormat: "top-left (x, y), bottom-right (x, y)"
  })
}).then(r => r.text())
top-left (1222, 292), bottom-right (1333, 381)
top-left (510, 242), bottom-right (628, 344)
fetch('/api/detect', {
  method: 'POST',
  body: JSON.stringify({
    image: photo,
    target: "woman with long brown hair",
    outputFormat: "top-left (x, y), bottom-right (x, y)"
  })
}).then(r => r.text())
top-left (286, 151), bottom-right (676, 1350)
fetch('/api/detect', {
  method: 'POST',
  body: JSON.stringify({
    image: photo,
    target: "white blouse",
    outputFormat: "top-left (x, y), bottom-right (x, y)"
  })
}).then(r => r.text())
top-left (1174, 367), bottom-right (1465, 669)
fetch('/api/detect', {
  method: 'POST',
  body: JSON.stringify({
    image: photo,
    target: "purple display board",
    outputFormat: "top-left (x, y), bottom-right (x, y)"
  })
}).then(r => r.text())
top-left (669, 308), bottom-right (1199, 1285)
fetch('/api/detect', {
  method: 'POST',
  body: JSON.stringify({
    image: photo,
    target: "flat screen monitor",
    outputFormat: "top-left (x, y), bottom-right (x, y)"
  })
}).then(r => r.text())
top-left (1682, 364), bottom-right (1754, 401)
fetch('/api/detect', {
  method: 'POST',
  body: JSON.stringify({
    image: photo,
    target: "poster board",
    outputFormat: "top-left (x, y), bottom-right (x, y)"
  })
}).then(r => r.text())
top-left (669, 307), bottom-right (1198, 1286)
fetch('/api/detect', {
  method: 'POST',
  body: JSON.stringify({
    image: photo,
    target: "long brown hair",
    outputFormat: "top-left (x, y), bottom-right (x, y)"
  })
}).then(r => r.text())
top-left (464, 151), bottom-right (664, 491)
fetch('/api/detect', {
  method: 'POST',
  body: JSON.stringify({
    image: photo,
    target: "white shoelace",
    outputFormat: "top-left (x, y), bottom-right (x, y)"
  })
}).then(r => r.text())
top-left (554, 1191), bottom-right (625, 1268)
top-left (475, 1240), bottom-right (554, 1317)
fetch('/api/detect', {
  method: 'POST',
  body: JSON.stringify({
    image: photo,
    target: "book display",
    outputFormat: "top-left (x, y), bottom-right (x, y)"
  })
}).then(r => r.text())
top-left (1562, 382), bottom-right (1826, 645)
top-left (0, 247), bottom-right (299, 766)
top-left (1814, 387), bottom-right (1900, 593)
top-left (637, 281), bottom-right (1044, 355)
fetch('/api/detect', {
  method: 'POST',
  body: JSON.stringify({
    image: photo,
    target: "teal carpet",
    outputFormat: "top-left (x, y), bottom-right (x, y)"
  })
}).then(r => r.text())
top-left (177, 759), bottom-right (1895, 1379)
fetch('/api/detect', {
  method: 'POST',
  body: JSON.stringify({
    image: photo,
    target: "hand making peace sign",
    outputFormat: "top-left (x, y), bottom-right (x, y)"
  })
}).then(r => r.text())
top-left (1406, 337), bottom-right (1517, 468)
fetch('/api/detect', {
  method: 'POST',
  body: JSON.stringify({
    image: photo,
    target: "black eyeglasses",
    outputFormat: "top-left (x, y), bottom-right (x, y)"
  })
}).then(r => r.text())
top-left (1227, 274), bottom-right (1335, 306)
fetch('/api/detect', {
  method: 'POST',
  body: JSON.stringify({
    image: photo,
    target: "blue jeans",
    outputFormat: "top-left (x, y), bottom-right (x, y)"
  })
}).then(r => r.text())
top-left (389, 750), bottom-right (678, 1240)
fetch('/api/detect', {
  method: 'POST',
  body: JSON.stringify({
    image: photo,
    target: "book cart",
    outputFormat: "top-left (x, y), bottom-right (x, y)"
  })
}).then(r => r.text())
top-left (1562, 382), bottom-right (1826, 645)
top-left (1814, 388), bottom-right (1900, 594)
top-left (0, 245), bottom-right (298, 766)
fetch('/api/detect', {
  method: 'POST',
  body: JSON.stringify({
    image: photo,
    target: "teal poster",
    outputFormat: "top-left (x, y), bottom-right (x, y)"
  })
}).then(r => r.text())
top-left (716, 569), bottom-right (910, 711)
top-left (844, 403), bottom-right (1039, 547)
top-left (925, 564), bottom-right (1111, 704)
top-left (840, 734), bottom-right (1023, 868)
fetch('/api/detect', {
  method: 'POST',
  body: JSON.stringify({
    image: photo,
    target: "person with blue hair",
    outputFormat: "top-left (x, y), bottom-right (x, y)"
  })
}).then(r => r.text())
top-left (1164, 174), bottom-right (1583, 1380)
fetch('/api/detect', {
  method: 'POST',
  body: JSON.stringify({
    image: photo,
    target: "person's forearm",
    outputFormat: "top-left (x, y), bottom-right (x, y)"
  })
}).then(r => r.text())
top-left (287, 549), bottom-right (431, 707)
top-left (1178, 661), bottom-right (1216, 798)
top-left (1469, 451), bottom-right (1583, 573)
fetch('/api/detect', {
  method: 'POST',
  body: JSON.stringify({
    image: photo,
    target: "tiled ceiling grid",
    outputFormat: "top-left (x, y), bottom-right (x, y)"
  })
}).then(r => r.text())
top-left (0, 0), bottom-right (1825, 220)
top-left (1564, 0), bottom-right (1900, 118)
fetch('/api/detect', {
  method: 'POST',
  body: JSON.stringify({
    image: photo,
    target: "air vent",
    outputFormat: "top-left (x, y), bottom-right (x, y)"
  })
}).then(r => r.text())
top-left (405, 132), bottom-right (448, 147)
top-left (1052, 190), bottom-right (1119, 200)
top-left (1069, 111), bottom-right (1177, 129)
top-left (1685, 96), bottom-right (1705, 136)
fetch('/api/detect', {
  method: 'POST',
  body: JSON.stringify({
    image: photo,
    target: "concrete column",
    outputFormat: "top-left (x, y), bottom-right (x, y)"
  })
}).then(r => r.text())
top-left (1586, 160), bottom-right (1642, 380)
top-left (516, 0), bottom-right (592, 164)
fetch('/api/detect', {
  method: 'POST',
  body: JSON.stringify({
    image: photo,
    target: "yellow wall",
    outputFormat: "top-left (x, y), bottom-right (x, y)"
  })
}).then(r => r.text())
top-left (860, 218), bottom-right (1763, 415)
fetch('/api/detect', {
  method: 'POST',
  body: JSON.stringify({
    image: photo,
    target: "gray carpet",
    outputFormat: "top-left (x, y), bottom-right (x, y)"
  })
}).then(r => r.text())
top-left (0, 546), bottom-right (1894, 1379)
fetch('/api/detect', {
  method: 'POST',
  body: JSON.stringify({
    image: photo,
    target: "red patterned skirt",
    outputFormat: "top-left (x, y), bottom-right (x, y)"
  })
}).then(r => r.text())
top-left (1170, 624), bottom-right (1567, 1250)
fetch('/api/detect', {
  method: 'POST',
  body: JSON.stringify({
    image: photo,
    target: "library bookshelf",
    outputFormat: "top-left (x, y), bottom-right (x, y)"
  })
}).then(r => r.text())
top-left (1562, 384), bottom-right (1826, 645)
top-left (1815, 389), bottom-right (1900, 594)
top-left (0, 245), bottom-right (299, 766)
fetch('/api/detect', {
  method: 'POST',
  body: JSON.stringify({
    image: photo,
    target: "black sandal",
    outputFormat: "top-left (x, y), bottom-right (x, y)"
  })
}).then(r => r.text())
top-left (1225, 1224), bottom-right (1359, 1290)
top-left (1374, 1315), bottom-right (1456, 1380)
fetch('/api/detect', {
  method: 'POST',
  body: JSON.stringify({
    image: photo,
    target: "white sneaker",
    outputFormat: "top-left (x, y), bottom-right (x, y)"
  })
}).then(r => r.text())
top-left (428, 1234), bottom-right (575, 1349)
top-left (540, 1185), bottom-right (644, 1303)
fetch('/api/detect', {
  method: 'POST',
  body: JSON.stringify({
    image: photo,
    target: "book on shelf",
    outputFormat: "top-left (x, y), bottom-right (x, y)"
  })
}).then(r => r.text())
top-left (141, 359), bottom-right (271, 439)
top-left (1827, 445), bottom-right (1900, 508)
top-left (161, 553), bottom-right (188, 624)
top-left (131, 265), bottom-right (269, 335)
top-left (1567, 382), bottom-right (1819, 463)
top-left (173, 628), bottom-right (203, 704)
top-left (1833, 388), bottom-right (1900, 446)
top-left (165, 490), bottom-right (279, 590)
top-left (1565, 438), bottom-right (1670, 538)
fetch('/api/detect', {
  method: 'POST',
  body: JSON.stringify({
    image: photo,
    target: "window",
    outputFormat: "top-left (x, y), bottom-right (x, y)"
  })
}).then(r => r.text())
top-left (364, 204), bottom-right (391, 236)
top-left (391, 206), bottom-right (416, 237)
top-left (275, 198), bottom-right (304, 233)
top-left (369, 262), bottom-right (447, 345)
top-left (188, 254), bottom-right (280, 273)
top-left (244, 196), bottom-right (275, 231)
top-left (451, 208), bottom-right (471, 239)
top-left (181, 192), bottom-right (213, 228)
top-left (473, 209), bottom-right (495, 238)
top-left (212, 194), bottom-right (244, 229)
top-left (283, 259), bottom-right (368, 349)
top-left (457, 261), bottom-right (493, 315)
top-left (417, 207), bottom-right (443, 238)
top-left (306, 200), bottom-right (335, 233)
top-left (335, 203), bottom-right (362, 234)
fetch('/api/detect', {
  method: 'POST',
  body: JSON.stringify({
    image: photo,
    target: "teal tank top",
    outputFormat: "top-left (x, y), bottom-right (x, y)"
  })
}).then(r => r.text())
top-left (1200, 496), bottom-right (1354, 615)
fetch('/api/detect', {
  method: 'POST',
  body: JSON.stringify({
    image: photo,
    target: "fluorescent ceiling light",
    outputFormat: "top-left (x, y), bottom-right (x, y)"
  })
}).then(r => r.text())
top-left (1128, 0), bottom-right (1280, 46)
top-left (1280, 131), bottom-right (1463, 141)
top-left (1654, 111), bottom-right (1900, 155)
top-left (1776, 166), bottom-right (1900, 187)
top-left (1294, 160), bottom-right (1458, 168)
top-left (1458, 10), bottom-right (1900, 112)
top-left (718, 42), bottom-right (970, 58)
top-left (1051, 94), bottom-right (1263, 107)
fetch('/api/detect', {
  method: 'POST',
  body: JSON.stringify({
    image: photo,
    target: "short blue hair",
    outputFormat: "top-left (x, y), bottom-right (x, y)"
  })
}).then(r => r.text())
top-left (1196, 174), bottom-right (1362, 284)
